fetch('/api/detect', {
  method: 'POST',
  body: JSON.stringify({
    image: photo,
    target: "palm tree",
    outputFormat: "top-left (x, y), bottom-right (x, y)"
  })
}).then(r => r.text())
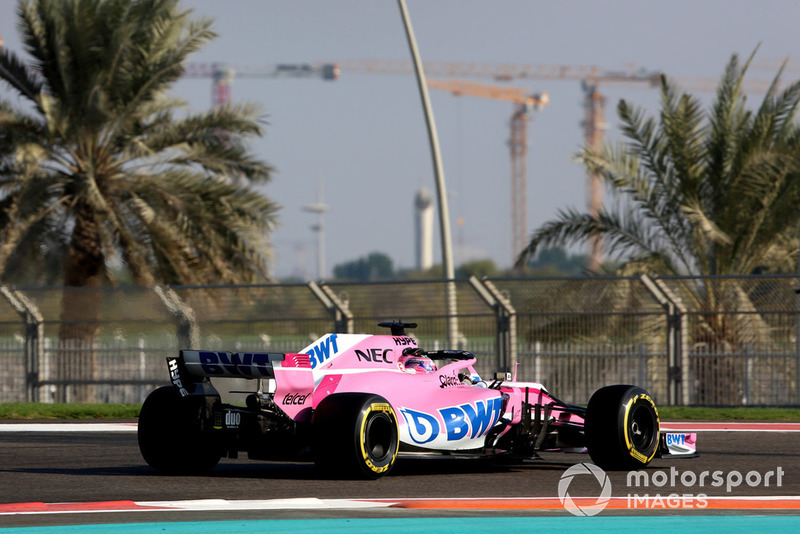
top-left (516, 51), bottom-right (800, 403)
top-left (0, 0), bottom-right (278, 400)
top-left (517, 51), bottom-right (800, 301)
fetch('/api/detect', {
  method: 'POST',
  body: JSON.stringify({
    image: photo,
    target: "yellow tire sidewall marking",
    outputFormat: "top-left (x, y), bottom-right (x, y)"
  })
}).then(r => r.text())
top-left (360, 402), bottom-right (399, 473)
top-left (623, 393), bottom-right (660, 464)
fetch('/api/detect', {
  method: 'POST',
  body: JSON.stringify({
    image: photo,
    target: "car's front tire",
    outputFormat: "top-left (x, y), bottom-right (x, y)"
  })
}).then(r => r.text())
top-left (312, 393), bottom-right (399, 479)
top-left (585, 384), bottom-right (660, 470)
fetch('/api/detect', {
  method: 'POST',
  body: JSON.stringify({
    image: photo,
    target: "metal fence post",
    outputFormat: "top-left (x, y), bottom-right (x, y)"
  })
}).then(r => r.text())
top-left (655, 278), bottom-right (689, 405)
top-left (640, 275), bottom-right (689, 405)
top-left (468, 277), bottom-right (516, 372)
top-left (0, 286), bottom-right (43, 402)
top-left (5, 276), bottom-right (799, 405)
top-left (138, 337), bottom-right (146, 402)
top-left (153, 286), bottom-right (198, 349)
top-left (795, 279), bottom-right (800, 405)
top-left (308, 282), bottom-right (353, 334)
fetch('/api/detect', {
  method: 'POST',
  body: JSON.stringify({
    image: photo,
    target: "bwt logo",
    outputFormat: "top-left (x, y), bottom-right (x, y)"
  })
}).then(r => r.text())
top-left (306, 334), bottom-right (339, 369)
top-left (400, 397), bottom-right (503, 444)
top-left (199, 352), bottom-right (274, 377)
top-left (666, 434), bottom-right (685, 446)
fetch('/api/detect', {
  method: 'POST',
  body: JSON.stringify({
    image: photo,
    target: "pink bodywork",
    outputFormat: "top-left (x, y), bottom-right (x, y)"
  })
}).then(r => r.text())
top-left (269, 333), bottom-right (584, 452)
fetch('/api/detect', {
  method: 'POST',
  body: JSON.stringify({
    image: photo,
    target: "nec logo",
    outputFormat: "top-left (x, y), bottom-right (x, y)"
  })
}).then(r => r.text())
top-left (355, 348), bottom-right (394, 363)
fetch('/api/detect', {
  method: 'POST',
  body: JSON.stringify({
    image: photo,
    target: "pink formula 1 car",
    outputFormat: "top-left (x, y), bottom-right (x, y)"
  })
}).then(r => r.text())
top-left (138, 322), bottom-right (697, 478)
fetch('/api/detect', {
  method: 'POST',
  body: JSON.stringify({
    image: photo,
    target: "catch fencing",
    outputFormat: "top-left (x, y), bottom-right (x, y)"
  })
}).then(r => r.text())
top-left (0, 275), bottom-right (798, 406)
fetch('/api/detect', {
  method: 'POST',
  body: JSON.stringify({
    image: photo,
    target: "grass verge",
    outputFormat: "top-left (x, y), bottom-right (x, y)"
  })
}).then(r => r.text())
top-left (0, 403), bottom-right (140, 420)
top-left (1, 403), bottom-right (799, 421)
top-left (658, 406), bottom-right (800, 421)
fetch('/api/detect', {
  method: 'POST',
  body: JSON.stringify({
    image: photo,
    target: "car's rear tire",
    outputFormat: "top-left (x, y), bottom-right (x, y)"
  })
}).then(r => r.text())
top-left (312, 393), bottom-right (399, 479)
top-left (585, 385), bottom-right (660, 470)
top-left (138, 386), bottom-right (222, 474)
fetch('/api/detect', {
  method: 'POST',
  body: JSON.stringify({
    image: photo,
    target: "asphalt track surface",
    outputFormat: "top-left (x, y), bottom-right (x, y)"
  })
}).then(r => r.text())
top-left (1, 422), bottom-right (799, 528)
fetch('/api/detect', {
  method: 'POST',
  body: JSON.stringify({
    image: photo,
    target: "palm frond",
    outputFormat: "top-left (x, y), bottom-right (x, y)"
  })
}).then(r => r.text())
top-left (0, 0), bottom-right (278, 285)
top-left (522, 47), bottom-right (800, 282)
top-left (0, 47), bottom-right (44, 103)
top-left (516, 205), bottom-right (681, 274)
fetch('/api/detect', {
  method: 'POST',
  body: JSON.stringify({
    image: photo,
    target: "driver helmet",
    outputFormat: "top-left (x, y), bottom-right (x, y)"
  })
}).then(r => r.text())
top-left (399, 354), bottom-right (437, 374)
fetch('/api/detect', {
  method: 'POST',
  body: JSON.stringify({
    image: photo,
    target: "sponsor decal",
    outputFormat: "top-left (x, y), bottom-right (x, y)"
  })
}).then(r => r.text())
top-left (167, 357), bottom-right (190, 397)
top-left (664, 432), bottom-right (696, 455)
top-left (393, 336), bottom-right (416, 346)
top-left (440, 397), bottom-right (503, 440)
top-left (666, 433), bottom-right (685, 446)
top-left (400, 397), bottom-right (503, 444)
top-left (224, 411), bottom-right (241, 429)
top-left (306, 334), bottom-right (340, 369)
top-left (355, 348), bottom-right (394, 364)
top-left (439, 374), bottom-right (461, 389)
top-left (400, 408), bottom-right (439, 444)
top-left (282, 393), bottom-right (309, 405)
top-left (198, 352), bottom-right (275, 377)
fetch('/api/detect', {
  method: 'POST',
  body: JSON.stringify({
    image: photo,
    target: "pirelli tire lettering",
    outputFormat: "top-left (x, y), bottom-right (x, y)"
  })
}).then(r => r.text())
top-left (623, 392), bottom-right (660, 465)
top-left (359, 402), bottom-right (399, 475)
top-left (585, 385), bottom-right (660, 470)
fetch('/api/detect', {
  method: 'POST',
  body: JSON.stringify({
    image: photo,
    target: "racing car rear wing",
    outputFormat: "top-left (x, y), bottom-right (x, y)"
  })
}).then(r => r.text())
top-left (167, 350), bottom-right (309, 397)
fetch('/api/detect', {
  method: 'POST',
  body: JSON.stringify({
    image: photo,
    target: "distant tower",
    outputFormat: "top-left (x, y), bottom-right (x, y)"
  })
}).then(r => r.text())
top-left (303, 182), bottom-right (329, 279)
top-left (414, 187), bottom-right (434, 270)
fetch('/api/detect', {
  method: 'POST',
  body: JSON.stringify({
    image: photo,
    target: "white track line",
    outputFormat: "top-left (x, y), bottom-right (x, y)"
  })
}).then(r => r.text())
top-left (0, 498), bottom-right (395, 515)
top-left (0, 422), bottom-right (137, 432)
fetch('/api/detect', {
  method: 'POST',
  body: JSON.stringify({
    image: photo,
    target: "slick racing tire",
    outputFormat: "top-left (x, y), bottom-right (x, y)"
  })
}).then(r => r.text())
top-left (138, 386), bottom-right (222, 475)
top-left (585, 385), bottom-right (660, 470)
top-left (312, 393), bottom-right (399, 479)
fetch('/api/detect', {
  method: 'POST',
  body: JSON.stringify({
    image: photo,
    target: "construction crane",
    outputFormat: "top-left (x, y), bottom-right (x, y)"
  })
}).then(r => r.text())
top-left (425, 78), bottom-right (549, 263)
top-left (180, 57), bottom-right (776, 269)
top-left (335, 59), bottom-right (661, 269)
top-left (183, 62), bottom-right (339, 107)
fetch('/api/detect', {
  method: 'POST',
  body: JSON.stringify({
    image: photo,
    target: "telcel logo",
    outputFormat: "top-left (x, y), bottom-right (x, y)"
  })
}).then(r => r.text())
top-left (282, 393), bottom-right (309, 405)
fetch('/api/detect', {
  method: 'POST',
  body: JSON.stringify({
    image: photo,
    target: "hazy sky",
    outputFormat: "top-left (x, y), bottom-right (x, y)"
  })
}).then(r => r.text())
top-left (1, 1), bottom-right (797, 279)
